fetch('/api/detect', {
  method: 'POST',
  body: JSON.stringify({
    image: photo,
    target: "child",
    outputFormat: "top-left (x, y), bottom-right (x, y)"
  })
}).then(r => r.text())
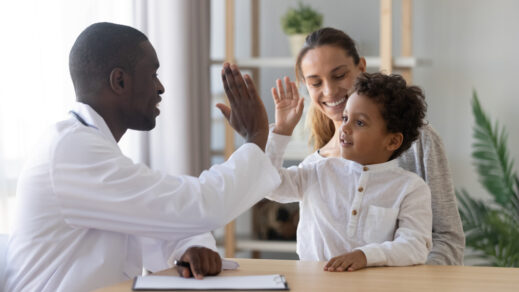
top-left (266, 72), bottom-right (432, 272)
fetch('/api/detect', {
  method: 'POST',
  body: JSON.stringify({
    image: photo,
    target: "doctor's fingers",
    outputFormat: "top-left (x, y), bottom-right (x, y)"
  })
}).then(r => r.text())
top-left (243, 74), bottom-right (260, 103)
top-left (177, 266), bottom-right (192, 278)
top-left (212, 253), bottom-right (222, 274)
top-left (215, 103), bottom-right (232, 122)
top-left (230, 64), bottom-right (254, 101)
top-left (188, 253), bottom-right (204, 279)
top-left (221, 65), bottom-right (238, 109)
top-left (222, 64), bottom-right (250, 104)
top-left (203, 252), bottom-right (222, 275)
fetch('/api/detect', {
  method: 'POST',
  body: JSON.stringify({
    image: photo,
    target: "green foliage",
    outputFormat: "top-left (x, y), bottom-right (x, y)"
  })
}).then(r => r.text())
top-left (281, 2), bottom-right (323, 35)
top-left (456, 90), bottom-right (519, 267)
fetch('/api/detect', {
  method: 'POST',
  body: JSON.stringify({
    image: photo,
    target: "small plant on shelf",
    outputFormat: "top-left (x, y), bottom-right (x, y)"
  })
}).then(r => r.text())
top-left (281, 2), bottom-right (323, 35)
top-left (281, 2), bottom-right (323, 57)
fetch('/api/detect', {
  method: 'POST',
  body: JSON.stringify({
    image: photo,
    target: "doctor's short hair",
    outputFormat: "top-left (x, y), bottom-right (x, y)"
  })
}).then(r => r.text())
top-left (69, 22), bottom-right (148, 101)
top-left (353, 72), bottom-right (427, 160)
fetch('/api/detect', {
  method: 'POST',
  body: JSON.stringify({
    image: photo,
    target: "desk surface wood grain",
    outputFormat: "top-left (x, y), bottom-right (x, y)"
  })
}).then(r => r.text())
top-left (96, 258), bottom-right (519, 292)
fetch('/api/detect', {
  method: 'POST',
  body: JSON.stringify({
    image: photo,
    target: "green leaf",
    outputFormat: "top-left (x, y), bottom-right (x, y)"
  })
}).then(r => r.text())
top-left (471, 91), bottom-right (516, 206)
top-left (457, 90), bottom-right (519, 267)
top-left (281, 2), bottom-right (323, 35)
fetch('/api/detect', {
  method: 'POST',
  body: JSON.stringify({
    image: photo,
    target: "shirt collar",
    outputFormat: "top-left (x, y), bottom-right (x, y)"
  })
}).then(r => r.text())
top-left (71, 102), bottom-right (118, 145)
top-left (348, 158), bottom-right (399, 173)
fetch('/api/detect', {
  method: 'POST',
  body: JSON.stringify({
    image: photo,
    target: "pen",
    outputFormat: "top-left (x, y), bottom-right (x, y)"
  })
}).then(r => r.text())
top-left (174, 260), bottom-right (191, 269)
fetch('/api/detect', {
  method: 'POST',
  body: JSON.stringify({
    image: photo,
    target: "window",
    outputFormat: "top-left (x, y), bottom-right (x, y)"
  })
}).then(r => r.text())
top-left (0, 0), bottom-right (134, 233)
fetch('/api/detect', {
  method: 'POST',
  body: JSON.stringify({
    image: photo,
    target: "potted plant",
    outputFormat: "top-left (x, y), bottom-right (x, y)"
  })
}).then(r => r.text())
top-left (281, 2), bottom-right (323, 57)
top-left (456, 91), bottom-right (519, 266)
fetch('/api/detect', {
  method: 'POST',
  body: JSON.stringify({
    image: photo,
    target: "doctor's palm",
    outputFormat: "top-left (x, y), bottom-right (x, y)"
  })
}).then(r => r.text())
top-left (216, 63), bottom-right (269, 151)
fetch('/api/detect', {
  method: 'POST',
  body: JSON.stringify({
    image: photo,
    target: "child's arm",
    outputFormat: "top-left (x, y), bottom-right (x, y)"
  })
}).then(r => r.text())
top-left (264, 135), bottom-right (311, 203)
top-left (265, 77), bottom-right (305, 169)
top-left (266, 163), bottom-right (312, 203)
top-left (262, 76), bottom-right (308, 203)
top-left (271, 76), bottom-right (304, 136)
top-left (356, 182), bottom-right (433, 268)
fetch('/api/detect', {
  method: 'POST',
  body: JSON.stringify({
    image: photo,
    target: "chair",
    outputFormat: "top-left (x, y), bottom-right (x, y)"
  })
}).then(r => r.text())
top-left (0, 233), bottom-right (8, 288)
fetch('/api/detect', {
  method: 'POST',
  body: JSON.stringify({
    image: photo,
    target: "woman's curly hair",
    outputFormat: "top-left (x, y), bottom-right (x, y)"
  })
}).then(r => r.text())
top-left (354, 72), bottom-right (427, 159)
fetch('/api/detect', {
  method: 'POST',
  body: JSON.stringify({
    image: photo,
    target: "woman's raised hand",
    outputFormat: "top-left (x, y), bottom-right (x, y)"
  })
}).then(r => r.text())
top-left (271, 76), bottom-right (304, 136)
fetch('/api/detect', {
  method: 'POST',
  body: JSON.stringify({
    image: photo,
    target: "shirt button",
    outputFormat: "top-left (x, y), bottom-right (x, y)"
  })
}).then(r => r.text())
top-left (358, 187), bottom-right (364, 192)
top-left (363, 166), bottom-right (369, 171)
top-left (352, 210), bottom-right (357, 216)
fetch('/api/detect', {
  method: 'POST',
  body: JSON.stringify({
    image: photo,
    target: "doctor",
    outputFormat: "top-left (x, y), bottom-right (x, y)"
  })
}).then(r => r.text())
top-left (5, 22), bottom-right (280, 292)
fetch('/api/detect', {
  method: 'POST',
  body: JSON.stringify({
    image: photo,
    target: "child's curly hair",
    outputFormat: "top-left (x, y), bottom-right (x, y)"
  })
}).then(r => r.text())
top-left (354, 72), bottom-right (427, 159)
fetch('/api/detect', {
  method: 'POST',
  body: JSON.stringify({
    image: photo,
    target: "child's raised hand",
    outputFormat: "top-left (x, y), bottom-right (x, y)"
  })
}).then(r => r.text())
top-left (324, 250), bottom-right (367, 272)
top-left (271, 76), bottom-right (304, 136)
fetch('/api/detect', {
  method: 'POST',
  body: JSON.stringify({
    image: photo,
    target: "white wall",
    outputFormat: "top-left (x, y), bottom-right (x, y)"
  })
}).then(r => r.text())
top-left (413, 0), bottom-right (519, 200)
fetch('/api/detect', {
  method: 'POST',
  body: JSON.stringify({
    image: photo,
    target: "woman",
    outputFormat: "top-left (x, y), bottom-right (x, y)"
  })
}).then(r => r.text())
top-left (268, 27), bottom-right (464, 265)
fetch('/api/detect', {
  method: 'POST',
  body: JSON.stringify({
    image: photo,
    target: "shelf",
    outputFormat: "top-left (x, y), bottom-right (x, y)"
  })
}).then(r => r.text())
top-left (211, 57), bottom-right (295, 68)
top-left (211, 143), bottom-right (311, 161)
top-left (237, 239), bottom-right (296, 253)
top-left (210, 56), bottom-right (429, 70)
top-left (217, 237), bottom-right (297, 253)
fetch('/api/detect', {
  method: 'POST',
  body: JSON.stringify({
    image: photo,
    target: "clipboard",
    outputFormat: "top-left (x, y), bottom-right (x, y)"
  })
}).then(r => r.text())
top-left (132, 274), bottom-right (289, 291)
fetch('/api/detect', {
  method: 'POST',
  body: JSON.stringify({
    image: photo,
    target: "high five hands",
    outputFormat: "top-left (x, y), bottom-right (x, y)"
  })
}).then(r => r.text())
top-left (217, 63), bottom-right (269, 151)
top-left (271, 76), bottom-right (304, 136)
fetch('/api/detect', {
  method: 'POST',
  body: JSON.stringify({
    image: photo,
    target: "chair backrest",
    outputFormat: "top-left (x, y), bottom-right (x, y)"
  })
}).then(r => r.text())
top-left (0, 234), bottom-right (8, 288)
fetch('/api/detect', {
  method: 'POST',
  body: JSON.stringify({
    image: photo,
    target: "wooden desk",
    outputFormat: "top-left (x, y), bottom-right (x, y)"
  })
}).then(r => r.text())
top-left (97, 258), bottom-right (519, 292)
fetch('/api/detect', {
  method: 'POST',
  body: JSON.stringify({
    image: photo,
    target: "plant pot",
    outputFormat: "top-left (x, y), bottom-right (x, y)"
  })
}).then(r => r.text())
top-left (288, 33), bottom-right (307, 58)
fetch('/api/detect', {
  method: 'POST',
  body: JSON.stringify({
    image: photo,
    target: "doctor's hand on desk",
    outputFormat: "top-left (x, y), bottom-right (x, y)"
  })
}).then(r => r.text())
top-left (216, 63), bottom-right (269, 152)
top-left (177, 246), bottom-right (222, 280)
top-left (324, 250), bottom-right (368, 272)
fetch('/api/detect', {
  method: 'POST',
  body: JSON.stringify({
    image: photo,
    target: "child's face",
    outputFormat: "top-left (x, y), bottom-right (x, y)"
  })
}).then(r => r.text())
top-left (339, 92), bottom-right (402, 165)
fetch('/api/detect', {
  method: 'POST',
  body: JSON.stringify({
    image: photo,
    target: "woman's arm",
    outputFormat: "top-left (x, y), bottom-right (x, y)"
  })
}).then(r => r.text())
top-left (398, 124), bottom-right (465, 265)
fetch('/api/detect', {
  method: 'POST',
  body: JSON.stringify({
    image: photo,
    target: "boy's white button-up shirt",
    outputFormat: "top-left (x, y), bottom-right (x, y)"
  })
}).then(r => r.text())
top-left (266, 132), bottom-right (432, 266)
top-left (5, 102), bottom-right (281, 292)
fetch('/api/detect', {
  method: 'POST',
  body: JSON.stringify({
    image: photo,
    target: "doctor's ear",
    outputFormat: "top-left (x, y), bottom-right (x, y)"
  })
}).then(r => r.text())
top-left (109, 68), bottom-right (129, 94)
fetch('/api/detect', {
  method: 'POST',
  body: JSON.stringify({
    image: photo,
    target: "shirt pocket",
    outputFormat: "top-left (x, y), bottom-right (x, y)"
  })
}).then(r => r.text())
top-left (363, 205), bottom-right (399, 243)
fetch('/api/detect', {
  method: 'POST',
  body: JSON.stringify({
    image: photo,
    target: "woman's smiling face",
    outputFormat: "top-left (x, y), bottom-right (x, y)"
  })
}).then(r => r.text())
top-left (301, 45), bottom-right (366, 123)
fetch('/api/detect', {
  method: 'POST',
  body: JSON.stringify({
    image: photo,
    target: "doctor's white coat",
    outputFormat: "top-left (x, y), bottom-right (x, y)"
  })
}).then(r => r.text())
top-left (4, 102), bottom-right (281, 292)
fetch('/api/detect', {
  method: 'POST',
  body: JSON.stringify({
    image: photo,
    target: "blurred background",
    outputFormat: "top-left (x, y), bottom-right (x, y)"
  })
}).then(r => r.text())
top-left (1, 0), bottom-right (518, 265)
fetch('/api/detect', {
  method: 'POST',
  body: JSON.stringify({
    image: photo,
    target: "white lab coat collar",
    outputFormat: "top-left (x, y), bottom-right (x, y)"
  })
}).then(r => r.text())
top-left (71, 102), bottom-right (118, 146)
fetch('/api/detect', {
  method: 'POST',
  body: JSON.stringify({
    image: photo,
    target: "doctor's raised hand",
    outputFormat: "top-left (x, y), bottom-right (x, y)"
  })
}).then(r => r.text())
top-left (216, 63), bottom-right (269, 151)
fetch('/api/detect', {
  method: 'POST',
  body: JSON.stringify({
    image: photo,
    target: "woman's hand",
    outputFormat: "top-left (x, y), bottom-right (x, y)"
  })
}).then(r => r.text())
top-left (324, 250), bottom-right (367, 272)
top-left (271, 76), bottom-right (304, 136)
